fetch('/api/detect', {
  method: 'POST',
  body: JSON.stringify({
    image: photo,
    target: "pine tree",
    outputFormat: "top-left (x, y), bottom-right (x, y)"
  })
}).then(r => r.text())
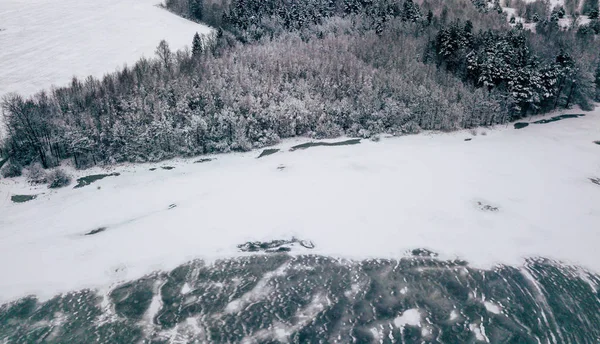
top-left (582, 0), bottom-right (599, 16)
top-left (464, 20), bottom-right (473, 33)
top-left (190, 0), bottom-right (203, 21)
top-left (401, 0), bottom-right (422, 22)
top-left (426, 10), bottom-right (434, 25)
top-left (192, 32), bottom-right (203, 57)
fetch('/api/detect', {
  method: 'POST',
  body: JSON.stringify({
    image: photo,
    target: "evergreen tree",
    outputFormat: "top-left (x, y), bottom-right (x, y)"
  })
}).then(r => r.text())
top-left (582, 0), bottom-right (599, 16)
top-left (190, 0), bottom-right (203, 20)
top-left (464, 20), bottom-right (473, 33)
top-left (192, 32), bottom-right (203, 57)
top-left (402, 0), bottom-right (422, 22)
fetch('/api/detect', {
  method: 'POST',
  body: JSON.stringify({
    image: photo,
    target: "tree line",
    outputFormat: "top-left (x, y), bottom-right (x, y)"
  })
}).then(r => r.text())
top-left (1, 0), bottom-right (599, 172)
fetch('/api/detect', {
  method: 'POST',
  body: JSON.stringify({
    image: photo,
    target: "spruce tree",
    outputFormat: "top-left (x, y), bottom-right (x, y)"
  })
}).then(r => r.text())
top-left (190, 0), bottom-right (203, 21)
top-left (426, 10), bottom-right (433, 25)
top-left (192, 32), bottom-right (203, 57)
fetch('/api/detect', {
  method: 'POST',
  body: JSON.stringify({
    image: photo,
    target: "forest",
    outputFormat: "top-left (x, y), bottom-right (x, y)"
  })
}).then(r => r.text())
top-left (1, 0), bottom-right (600, 174)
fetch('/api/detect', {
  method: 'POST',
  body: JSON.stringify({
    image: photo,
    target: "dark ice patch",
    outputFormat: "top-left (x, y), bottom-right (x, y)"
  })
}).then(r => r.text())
top-left (11, 194), bottom-right (37, 203)
top-left (533, 114), bottom-right (584, 124)
top-left (590, 178), bottom-right (600, 186)
top-left (149, 168), bottom-right (157, 171)
top-left (277, 165), bottom-right (286, 170)
top-left (257, 148), bottom-right (280, 158)
top-left (594, 141), bottom-right (600, 145)
top-left (237, 238), bottom-right (315, 253)
top-left (514, 122), bottom-right (529, 129)
top-left (1, 256), bottom-right (599, 343)
top-left (74, 173), bottom-right (120, 188)
top-left (477, 201), bottom-right (499, 212)
top-left (161, 166), bottom-right (175, 170)
top-left (194, 158), bottom-right (213, 163)
top-left (85, 227), bottom-right (107, 236)
top-left (290, 139), bottom-right (361, 151)
top-left (464, 138), bottom-right (472, 141)
top-left (168, 204), bottom-right (177, 209)
top-left (410, 248), bottom-right (439, 257)
top-left (110, 278), bottom-right (156, 320)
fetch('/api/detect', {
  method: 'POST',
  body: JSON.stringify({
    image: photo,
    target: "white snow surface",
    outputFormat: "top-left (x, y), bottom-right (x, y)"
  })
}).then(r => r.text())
top-left (0, 0), bottom-right (211, 101)
top-left (1, 107), bottom-right (600, 303)
top-left (394, 309), bottom-right (422, 328)
top-left (484, 301), bottom-right (502, 314)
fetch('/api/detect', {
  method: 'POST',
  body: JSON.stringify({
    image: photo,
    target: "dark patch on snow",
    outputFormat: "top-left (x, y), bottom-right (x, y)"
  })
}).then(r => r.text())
top-left (590, 178), bottom-right (600, 186)
top-left (533, 114), bottom-right (584, 124)
top-left (290, 139), bottom-right (361, 151)
top-left (149, 168), bottom-right (157, 171)
top-left (194, 158), bottom-right (213, 163)
top-left (269, 246), bottom-right (292, 253)
top-left (464, 138), bottom-right (472, 141)
top-left (74, 173), bottom-right (120, 188)
top-left (514, 122), bottom-right (529, 129)
top-left (85, 227), bottom-right (107, 236)
top-left (478, 201), bottom-right (499, 212)
top-left (257, 148), bottom-right (280, 158)
top-left (593, 141), bottom-right (600, 145)
top-left (277, 165), bottom-right (286, 170)
top-left (410, 248), bottom-right (439, 257)
top-left (161, 166), bottom-right (175, 170)
top-left (11, 195), bottom-right (37, 203)
top-left (238, 238), bottom-right (315, 253)
top-left (168, 204), bottom-right (177, 209)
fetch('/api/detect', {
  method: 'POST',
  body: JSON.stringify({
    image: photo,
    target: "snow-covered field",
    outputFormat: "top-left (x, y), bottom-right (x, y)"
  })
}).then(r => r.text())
top-left (1, 107), bottom-right (599, 304)
top-left (0, 0), bottom-right (211, 101)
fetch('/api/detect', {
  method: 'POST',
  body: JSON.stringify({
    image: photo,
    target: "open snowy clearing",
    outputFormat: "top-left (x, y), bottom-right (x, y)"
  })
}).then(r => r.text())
top-left (1, 107), bottom-right (600, 303)
top-left (0, 0), bottom-right (211, 101)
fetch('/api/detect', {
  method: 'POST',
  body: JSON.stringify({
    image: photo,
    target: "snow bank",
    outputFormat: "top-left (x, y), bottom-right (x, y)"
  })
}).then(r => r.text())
top-left (1, 107), bottom-right (599, 303)
top-left (0, 0), bottom-right (211, 100)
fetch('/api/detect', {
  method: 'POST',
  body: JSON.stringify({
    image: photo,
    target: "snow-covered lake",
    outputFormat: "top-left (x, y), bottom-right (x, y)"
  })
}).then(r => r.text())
top-left (1, 107), bottom-right (599, 305)
top-left (0, 0), bottom-right (210, 100)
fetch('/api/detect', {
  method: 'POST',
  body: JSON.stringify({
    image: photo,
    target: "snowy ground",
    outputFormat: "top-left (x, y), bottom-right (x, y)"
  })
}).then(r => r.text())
top-left (1, 107), bottom-right (599, 304)
top-left (0, 0), bottom-right (211, 117)
top-left (503, 0), bottom-right (592, 30)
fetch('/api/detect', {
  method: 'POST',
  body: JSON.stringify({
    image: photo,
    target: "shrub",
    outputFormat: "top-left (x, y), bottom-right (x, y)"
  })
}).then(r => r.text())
top-left (27, 162), bottom-right (47, 184)
top-left (47, 168), bottom-right (72, 188)
top-left (1, 160), bottom-right (23, 178)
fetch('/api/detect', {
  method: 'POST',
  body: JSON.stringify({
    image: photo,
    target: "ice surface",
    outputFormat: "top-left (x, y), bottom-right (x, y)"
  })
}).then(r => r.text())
top-left (0, 107), bottom-right (599, 303)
